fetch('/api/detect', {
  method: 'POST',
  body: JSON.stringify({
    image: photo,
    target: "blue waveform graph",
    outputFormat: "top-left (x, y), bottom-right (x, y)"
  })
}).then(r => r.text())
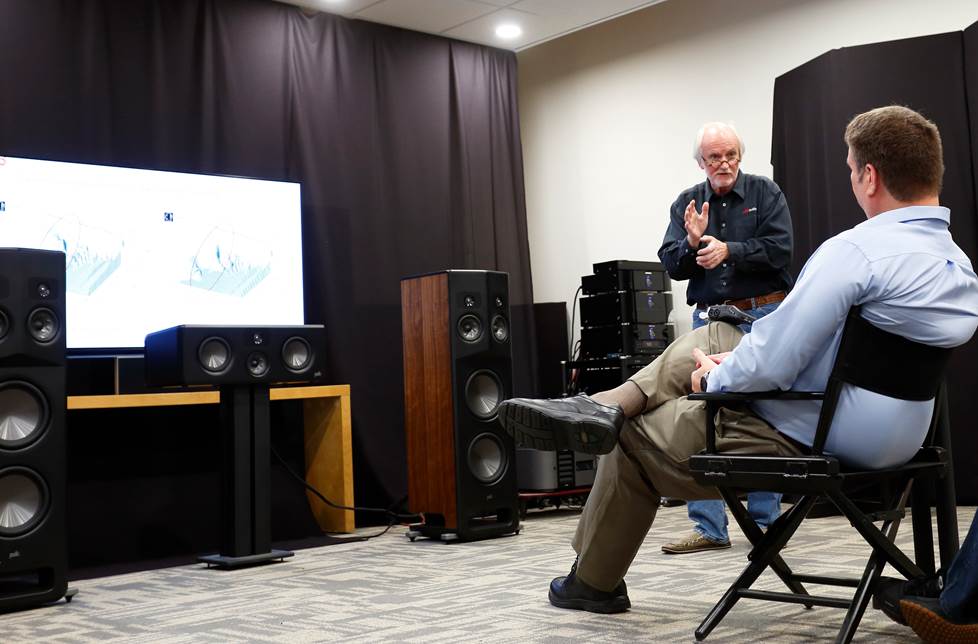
top-left (185, 227), bottom-right (272, 297)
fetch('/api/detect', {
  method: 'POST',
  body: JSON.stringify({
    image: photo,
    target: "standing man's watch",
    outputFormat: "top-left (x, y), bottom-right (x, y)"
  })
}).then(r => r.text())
top-left (700, 371), bottom-right (710, 393)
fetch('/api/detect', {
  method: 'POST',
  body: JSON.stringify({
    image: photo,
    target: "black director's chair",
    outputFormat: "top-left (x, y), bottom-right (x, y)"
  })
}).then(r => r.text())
top-left (688, 306), bottom-right (959, 643)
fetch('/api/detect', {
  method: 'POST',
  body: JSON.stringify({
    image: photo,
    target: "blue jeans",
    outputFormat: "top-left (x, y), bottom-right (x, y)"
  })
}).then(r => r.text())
top-left (941, 509), bottom-right (978, 621)
top-left (688, 301), bottom-right (782, 543)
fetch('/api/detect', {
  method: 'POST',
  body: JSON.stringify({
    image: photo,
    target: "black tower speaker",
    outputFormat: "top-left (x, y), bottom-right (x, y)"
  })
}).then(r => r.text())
top-left (0, 248), bottom-right (69, 610)
top-left (402, 270), bottom-right (520, 542)
top-left (144, 324), bottom-right (325, 568)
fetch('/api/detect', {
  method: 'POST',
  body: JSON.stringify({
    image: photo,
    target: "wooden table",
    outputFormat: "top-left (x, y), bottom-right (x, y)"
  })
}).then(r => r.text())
top-left (67, 384), bottom-right (355, 533)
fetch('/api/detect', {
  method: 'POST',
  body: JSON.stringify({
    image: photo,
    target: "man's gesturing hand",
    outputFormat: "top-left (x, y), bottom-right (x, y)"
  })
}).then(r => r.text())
top-left (696, 235), bottom-right (729, 270)
top-left (691, 347), bottom-right (718, 393)
top-left (684, 199), bottom-right (709, 247)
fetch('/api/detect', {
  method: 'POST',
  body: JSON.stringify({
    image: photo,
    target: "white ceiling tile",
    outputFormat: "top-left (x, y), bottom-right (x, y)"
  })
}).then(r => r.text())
top-left (443, 7), bottom-right (550, 51)
top-left (356, 0), bottom-right (499, 33)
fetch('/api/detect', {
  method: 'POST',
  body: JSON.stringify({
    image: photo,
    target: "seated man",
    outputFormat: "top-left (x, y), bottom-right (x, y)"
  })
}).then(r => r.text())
top-left (878, 507), bottom-right (978, 642)
top-left (499, 105), bottom-right (978, 613)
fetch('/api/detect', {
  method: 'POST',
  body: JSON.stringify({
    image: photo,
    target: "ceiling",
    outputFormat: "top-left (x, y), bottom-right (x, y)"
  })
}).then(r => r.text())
top-left (278, 0), bottom-right (667, 51)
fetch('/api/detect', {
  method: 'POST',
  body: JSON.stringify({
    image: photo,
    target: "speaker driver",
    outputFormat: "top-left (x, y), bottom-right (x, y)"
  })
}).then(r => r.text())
top-left (490, 315), bottom-right (509, 342)
top-left (0, 382), bottom-right (47, 450)
top-left (198, 337), bottom-right (232, 373)
top-left (464, 370), bottom-right (502, 419)
top-left (0, 308), bottom-right (9, 341)
top-left (0, 468), bottom-right (48, 537)
top-left (247, 351), bottom-right (270, 377)
top-left (27, 307), bottom-right (59, 344)
top-left (457, 314), bottom-right (483, 343)
top-left (282, 337), bottom-right (312, 372)
top-left (467, 433), bottom-right (506, 484)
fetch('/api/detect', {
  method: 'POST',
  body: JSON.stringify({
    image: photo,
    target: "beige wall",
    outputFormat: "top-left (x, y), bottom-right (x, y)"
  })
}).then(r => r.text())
top-left (517, 0), bottom-right (978, 339)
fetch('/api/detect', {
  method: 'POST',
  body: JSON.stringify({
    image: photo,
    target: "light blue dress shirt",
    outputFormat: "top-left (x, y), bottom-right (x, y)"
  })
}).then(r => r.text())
top-left (707, 206), bottom-right (978, 469)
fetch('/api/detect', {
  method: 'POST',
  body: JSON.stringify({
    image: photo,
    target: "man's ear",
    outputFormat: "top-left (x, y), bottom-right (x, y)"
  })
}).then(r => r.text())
top-left (864, 163), bottom-right (880, 197)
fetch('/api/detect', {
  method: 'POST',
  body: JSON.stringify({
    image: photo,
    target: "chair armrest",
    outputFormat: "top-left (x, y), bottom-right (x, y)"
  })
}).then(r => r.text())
top-left (688, 391), bottom-right (824, 402)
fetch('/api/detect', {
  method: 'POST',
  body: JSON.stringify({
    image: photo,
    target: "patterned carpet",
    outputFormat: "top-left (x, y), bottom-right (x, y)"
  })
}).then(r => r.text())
top-left (3, 504), bottom-right (971, 643)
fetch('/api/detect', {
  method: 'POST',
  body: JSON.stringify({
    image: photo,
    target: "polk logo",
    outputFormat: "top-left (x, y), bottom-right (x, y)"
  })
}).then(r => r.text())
top-left (743, 206), bottom-right (757, 215)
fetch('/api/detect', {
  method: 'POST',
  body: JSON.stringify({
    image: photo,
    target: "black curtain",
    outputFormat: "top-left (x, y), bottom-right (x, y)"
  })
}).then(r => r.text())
top-left (0, 0), bottom-right (536, 564)
top-left (772, 29), bottom-right (978, 503)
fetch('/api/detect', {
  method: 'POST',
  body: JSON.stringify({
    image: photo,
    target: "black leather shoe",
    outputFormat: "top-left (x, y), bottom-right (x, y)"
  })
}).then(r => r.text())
top-left (497, 394), bottom-right (624, 455)
top-left (548, 568), bottom-right (630, 614)
top-left (874, 575), bottom-right (943, 625)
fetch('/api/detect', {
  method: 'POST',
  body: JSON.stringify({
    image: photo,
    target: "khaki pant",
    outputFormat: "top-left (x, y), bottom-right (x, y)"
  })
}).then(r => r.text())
top-left (571, 323), bottom-right (803, 591)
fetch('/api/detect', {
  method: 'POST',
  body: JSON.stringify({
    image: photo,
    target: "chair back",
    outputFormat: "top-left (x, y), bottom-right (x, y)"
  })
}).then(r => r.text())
top-left (811, 307), bottom-right (952, 453)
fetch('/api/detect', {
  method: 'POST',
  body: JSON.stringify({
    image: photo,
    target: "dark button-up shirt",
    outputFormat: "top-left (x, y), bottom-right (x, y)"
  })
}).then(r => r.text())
top-left (658, 171), bottom-right (794, 306)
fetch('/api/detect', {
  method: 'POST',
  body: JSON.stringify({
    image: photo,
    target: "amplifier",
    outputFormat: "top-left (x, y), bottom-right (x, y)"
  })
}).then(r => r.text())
top-left (516, 448), bottom-right (597, 491)
top-left (581, 269), bottom-right (670, 295)
top-left (581, 323), bottom-right (675, 358)
top-left (568, 355), bottom-right (658, 395)
top-left (592, 259), bottom-right (666, 274)
top-left (580, 291), bottom-right (672, 326)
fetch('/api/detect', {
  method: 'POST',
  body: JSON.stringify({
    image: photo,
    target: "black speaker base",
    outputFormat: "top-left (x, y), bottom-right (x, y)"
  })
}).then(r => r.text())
top-left (405, 522), bottom-right (520, 543)
top-left (197, 550), bottom-right (294, 569)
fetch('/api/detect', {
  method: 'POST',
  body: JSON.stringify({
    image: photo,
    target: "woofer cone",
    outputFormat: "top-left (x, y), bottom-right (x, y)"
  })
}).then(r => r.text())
top-left (467, 433), bottom-right (507, 484)
top-left (0, 308), bottom-right (9, 342)
top-left (490, 315), bottom-right (509, 342)
top-left (198, 337), bottom-right (232, 374)
top-left (0, 382), bottom-right (48, 450)
top-left (282, 337), bottom-right (312, 372)
top-left (247, 351), bottom-right (270, 377)
top-left (0, 467), bottom-right (49, 537)
top-left (27, 307), bottom-right (59, 344)
top-left (457, 314), bottom-right (483, 343)
top-left (464, 370), bottom-right (503, 419)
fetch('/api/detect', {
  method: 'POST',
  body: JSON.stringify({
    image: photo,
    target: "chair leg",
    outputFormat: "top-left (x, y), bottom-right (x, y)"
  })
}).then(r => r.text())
top-left (695, 493), bottom-right (818, 641)
top-left (836, 484), bottom-right (911, 644)
top-left (723, 488), bottom-right (813, 599)
top-left (828, 490), bottom-right (924, 580)
top-left (911, 479), bottom-right (936, 576)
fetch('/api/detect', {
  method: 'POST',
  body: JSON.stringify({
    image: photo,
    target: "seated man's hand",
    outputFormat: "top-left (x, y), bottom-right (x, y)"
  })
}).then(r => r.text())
top-left (691, 347), bottom-right (718, 393)
top-left (707, 351), bottom-right (732, 364)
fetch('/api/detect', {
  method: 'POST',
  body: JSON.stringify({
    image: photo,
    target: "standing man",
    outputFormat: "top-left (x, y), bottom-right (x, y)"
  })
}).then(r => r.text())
top-left (657, 122), bottom-right (793, 554)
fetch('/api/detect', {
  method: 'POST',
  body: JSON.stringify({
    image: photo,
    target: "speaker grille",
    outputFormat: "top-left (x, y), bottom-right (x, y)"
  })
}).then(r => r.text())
top-left (0, 382), bottom-right (48, 449)
top-left (464, 370), bottom-right (502, 419)
top-left (0, 468), bottom-right (48, 537)
top-left (27, 307), bottom-right (59, 344)
top-left (457, 314), bottom-right (483, 343)
top-left (467, 433), bottom-right (506, 484)
top-left (282, 337), bottom-right (312, 372)
top-left (198, 337), bottom-right (232, 373)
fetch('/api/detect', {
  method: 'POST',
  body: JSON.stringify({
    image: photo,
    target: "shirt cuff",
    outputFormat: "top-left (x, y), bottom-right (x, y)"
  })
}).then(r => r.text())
top-left (725, 241), bottom-right (744, 262)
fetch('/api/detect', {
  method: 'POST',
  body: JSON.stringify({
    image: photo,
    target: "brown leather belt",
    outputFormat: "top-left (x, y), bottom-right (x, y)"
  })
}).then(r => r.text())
top-left (697, 290), bottom-right (787, 311)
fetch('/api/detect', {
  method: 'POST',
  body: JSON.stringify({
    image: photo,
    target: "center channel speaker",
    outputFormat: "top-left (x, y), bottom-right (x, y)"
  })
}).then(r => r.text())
top-left (0, 248), bottom-right (69, 611)
top-left (401, 270), bottom-right (519, 542)
top-left (144, 325), bottom-right (326, 387)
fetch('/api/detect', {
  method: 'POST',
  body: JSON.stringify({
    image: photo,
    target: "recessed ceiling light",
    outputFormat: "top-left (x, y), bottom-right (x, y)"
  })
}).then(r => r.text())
top-left (495, 24), bottom-right (522, 40)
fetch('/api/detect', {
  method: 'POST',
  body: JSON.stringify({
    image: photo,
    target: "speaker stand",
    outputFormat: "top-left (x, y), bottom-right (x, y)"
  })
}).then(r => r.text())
top-left (198, 385), bottom-right (294, 570)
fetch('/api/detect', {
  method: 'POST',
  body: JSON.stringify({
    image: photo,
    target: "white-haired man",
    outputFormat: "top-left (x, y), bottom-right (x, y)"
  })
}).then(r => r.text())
top-left (656, 122), bottom-right (793, 554)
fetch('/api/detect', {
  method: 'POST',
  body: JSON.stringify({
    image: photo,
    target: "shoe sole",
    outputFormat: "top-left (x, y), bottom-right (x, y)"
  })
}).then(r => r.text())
top-left (498, 400), bottom-right (618, 455)
top-left (901, 599), bottom-right (978, 644)
top-left (548, 589), bottom-right (630, 614)
top-left (661, 541), bottom-right (732, 555)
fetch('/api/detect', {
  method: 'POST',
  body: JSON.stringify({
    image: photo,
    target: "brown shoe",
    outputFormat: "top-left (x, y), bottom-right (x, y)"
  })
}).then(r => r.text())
top-left (661, 532), bottom-right (731, 554)
top-left (901, 597), bottom-right (978, 644)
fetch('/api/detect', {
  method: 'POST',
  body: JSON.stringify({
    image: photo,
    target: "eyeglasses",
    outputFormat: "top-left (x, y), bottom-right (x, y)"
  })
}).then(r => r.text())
top-left (702, 153), bottom-right (741, 168)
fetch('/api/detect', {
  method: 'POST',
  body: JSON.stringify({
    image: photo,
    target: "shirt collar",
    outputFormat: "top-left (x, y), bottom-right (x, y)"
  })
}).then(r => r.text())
top-left (705, 170), bottom-right (747, 201)
top-left (857, 205), bottom-right (950, 229)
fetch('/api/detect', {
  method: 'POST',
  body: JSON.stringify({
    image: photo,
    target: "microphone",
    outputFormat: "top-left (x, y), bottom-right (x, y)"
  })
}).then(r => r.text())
top-left (705, 304), bottom-right (757, 326)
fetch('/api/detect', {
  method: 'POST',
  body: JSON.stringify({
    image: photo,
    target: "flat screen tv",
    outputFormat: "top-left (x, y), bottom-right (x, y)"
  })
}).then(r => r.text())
top-left (0, 155), bottom-right (305, 351)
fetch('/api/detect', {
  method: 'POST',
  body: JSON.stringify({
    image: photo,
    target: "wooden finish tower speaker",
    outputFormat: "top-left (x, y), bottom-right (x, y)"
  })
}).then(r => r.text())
top-left (401, 270), bottom-right (519, 542)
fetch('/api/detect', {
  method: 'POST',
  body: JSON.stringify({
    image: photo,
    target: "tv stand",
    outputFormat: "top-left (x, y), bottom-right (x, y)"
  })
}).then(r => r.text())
top-left (67, 384), bottom-right (354, 533)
